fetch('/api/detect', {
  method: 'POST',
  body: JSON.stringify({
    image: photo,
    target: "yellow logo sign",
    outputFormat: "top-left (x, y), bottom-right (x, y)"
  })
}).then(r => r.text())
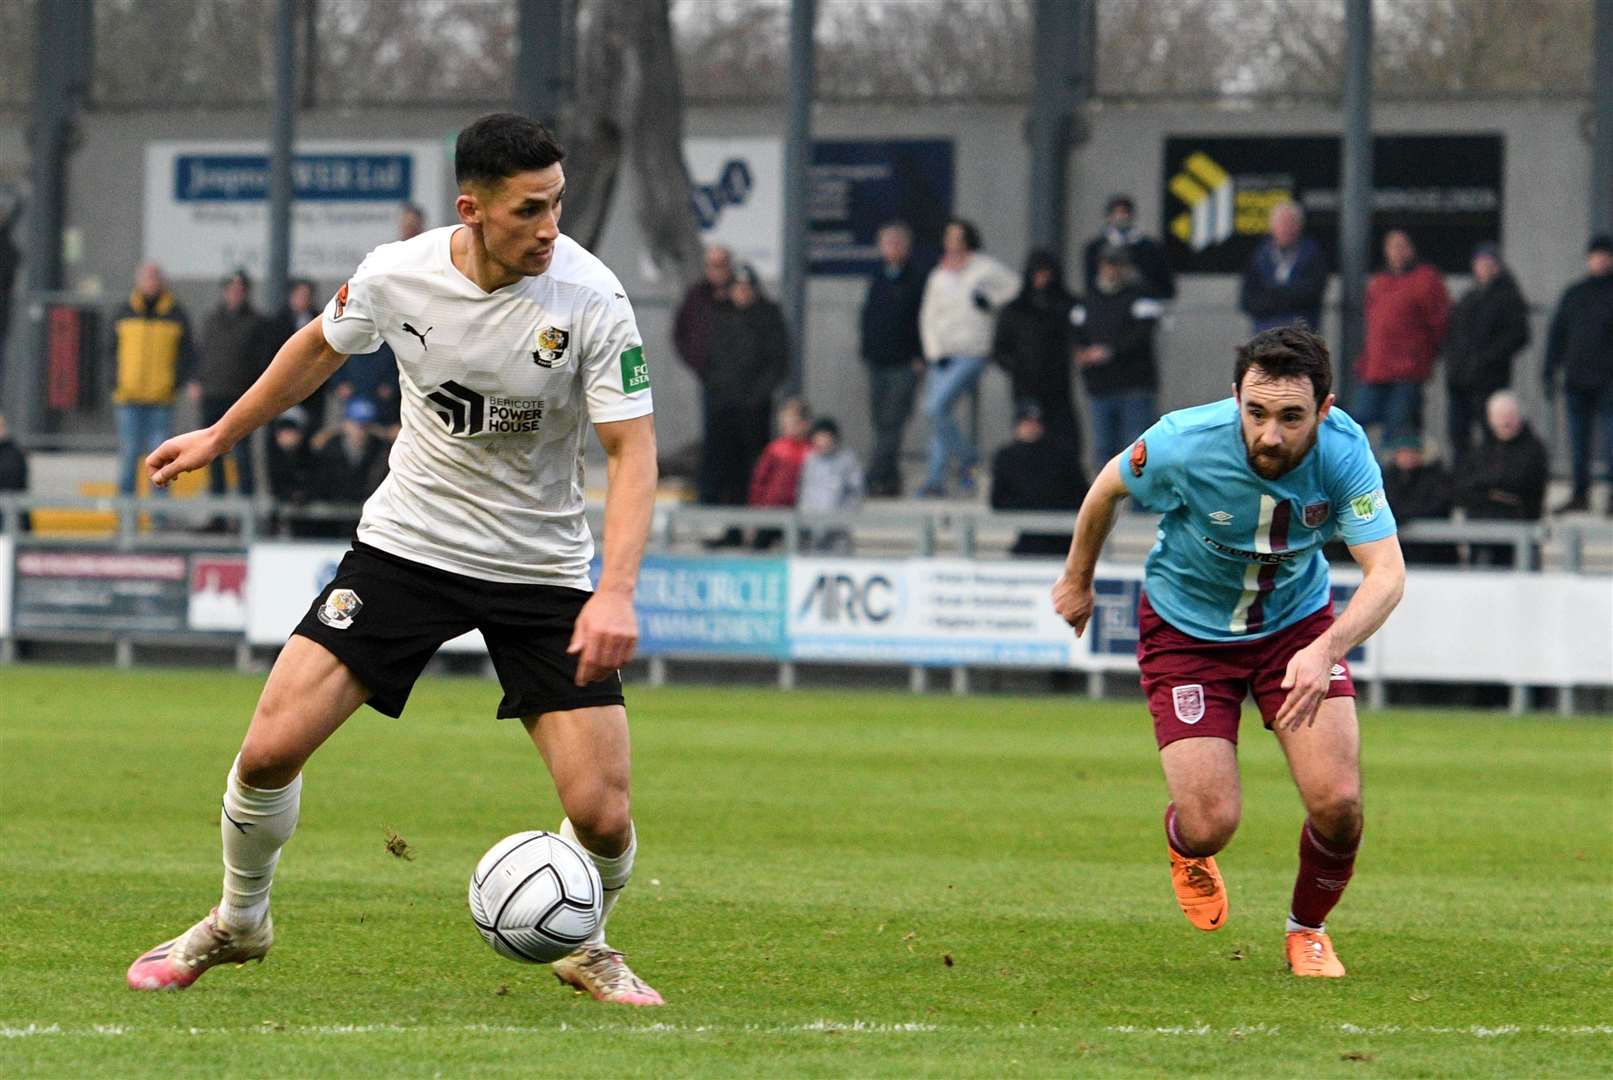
top-left (1169, 152), bottom-right (1234, 252)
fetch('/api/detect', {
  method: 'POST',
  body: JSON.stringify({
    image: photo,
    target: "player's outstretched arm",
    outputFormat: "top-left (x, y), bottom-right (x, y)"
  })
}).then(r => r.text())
top-left (147, 317), bottom-right (347, 488)
top-left (1276, 535), bottom-right (1406, 730)
top-left (569, 414), bottom-right (658, 686)
top-left (1052, 453), bottom-right (1130, 636)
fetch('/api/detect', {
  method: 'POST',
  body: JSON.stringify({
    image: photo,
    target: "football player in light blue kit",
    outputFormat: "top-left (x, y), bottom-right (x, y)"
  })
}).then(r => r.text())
top-left (1053, 326), bottom-right (1406, 978)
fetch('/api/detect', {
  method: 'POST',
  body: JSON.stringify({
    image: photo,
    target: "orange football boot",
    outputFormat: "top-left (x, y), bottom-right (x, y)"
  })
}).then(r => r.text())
top-left (1286, 929), bottom-right (1347, 977)
top-left (1168, 846), bottom-right (1229, 931)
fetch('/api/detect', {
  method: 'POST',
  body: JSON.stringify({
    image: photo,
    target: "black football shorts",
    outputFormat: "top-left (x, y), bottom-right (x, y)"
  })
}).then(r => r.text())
top-left (292, 541), bottom-right (625, 719)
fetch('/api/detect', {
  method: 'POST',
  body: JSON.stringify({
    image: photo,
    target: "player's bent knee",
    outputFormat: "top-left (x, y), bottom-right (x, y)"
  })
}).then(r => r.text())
top-left (1175, 800), bottom-right (1241, 854)
top-left (234, 738), bottom-right (304, 790)
top-left (1310, 788), bottom-right (1363, 840)
top-left (561, 782), bottom-right (632, 850)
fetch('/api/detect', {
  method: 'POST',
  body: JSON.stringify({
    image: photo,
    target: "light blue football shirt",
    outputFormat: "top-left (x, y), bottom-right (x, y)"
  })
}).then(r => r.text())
top-left (1118, 398), bottom-right (1397, 642)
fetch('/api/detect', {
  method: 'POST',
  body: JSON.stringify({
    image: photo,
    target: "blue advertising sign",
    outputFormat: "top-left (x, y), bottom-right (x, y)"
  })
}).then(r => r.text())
top-left (174, 154), bottom-right (413, 202)
top-left (634, 555), bottom-right (789, 659)
top-left (810, 140), bottom-right (954, 275)
top-left (1090, 576), bottom-right (1143, 658)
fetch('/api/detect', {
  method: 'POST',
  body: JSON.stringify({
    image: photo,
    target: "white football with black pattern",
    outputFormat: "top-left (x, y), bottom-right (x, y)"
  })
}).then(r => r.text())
top-left (468, 831), bottom-right (602, 964)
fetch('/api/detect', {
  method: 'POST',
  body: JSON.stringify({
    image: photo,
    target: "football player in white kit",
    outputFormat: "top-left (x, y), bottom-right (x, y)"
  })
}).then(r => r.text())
top-left (127, 114), bottom-right (664, 1005)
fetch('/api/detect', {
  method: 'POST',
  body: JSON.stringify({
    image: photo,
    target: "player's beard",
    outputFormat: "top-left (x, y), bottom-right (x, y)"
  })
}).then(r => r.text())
top-left (1245, 425), bottom-right (1319, 479)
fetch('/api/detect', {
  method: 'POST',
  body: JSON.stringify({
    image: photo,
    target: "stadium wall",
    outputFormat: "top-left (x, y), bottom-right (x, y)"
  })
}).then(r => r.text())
top-left (0, 99), bottom-right (1592, 466)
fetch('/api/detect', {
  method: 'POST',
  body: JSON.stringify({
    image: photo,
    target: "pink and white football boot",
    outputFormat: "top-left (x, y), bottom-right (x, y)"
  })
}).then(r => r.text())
top-left (126, 908), bottom-right (273, 991)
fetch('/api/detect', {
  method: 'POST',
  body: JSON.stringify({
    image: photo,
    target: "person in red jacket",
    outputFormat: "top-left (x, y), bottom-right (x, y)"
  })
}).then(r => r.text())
top-left (747, 398), bottom-right (813, 550)
top-left (1352, 230), bottom-right (1450, 448)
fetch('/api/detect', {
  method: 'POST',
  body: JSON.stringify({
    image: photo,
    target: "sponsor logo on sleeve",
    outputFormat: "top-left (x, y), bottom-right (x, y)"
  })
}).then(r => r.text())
top-left (1349, 489), bottom-right (1388, 523)
top-left (333, 282), bottom-right (350, 319)
top-left (317, 589), bottom-right (363, 630)
top-left (532, 325), bottom-right (570, 367)
top-left (1129, 438), bottom-right (1147, 477)
top-left (1172, 684), bottom-right (1206, 724)
top-left (621, 345), bottom-right (651, 393)
top-left (1303, 500), bottom-right (1331, 529)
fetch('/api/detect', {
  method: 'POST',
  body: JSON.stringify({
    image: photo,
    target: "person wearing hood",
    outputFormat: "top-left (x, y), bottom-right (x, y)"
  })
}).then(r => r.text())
top-left (698, 263), bottom-right (790, 513)
top-left (110, 262), bottom-right (196, 497)
top-left (1443, 243), bottom-right (1529, 465)
top-left (1073, 245), bottom-right (1165, 469)
top-left (992, 249), bottom-right (1081, 452)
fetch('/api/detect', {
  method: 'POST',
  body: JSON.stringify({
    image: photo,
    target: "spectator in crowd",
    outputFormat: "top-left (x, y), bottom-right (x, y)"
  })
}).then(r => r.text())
top-left (992, 249), bottom-right (1081, 453)
top-left (859, 221), bottom-right (926, 497)
top-left (1380, 436), bottom-right (1458, 565)
top-left (749, 398), bottom-right (813, 510)
top-left (1444, 243), bottom-right (1530, 466)
top-left (193, 268), bottom-right (269, 502)
top-left (748, 398), bottom-right (813, 550)
top-left (796, 417), bottom-right (864, 552)
top-left (111, 262), bottom-right (195, 498)
top-left (265, 406), bottom-right (313, 536)
top-left (1457, 391), bottom-right (1549, 565)
top-left (916, 218), bottom-right (1018, 497)
top-left (1074, 246), bottom-right (1165, 469)
top-left (306, 398), bottom-right (391, 538)
top-left (264, 278), bottom-right (329, 427)
top-left (330, 341), bottom-right (401, 434)
top-left (674, 244), bottom-right (733, 383)
top-left (1082, 193), bottom-right (1175, 300)
top-left (1543, 234), bottom-right (1613, 513)
top-left (0, 410), bottom-right (27, 532)
top-left (699, 263), bottom-right (790, 531)
top-left (990, 403), bottom-right (1089, 557)
top-left (1239, 201), bottom-right (1328, 333)
top-left (1353, 230), bottom-right (1450, 448)
top-left (399, 202), bottom-right (427, 241)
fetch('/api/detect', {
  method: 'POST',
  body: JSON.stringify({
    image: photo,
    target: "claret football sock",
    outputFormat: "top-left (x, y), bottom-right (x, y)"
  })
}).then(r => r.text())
top-left (1289, 818), bottom-right (1359, 930)
top-left (560, 817), bottom-right (635, 946)
top-left (218, 758), bottom-right (302, 933)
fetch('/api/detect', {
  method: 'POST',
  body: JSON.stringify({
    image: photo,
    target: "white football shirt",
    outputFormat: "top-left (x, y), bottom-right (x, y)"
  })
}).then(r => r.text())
top-left (319, 227), bottom-right (654, 588)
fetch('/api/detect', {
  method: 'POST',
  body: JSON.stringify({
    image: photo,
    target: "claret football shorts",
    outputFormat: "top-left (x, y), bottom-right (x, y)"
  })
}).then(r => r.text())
top-left (1136, 590), bottom-right (1355, 748)
top-left (292, 542), bottom-right (626, 719)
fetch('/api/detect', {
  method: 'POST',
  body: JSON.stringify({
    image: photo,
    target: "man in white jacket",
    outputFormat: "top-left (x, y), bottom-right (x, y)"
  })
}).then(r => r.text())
top-left (917, 218), bottom-right (1019, 496)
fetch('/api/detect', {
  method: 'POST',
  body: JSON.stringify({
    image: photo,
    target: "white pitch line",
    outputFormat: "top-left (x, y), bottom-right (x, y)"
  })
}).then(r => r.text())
top-left (1104, 1023), bottom-right (1613, 1038)
top-left (0, 1019), bottom-right (942, 1040)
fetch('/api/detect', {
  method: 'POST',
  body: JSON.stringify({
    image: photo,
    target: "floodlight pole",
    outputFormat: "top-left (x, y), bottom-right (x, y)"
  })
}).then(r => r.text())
top-left (267, 0), bottom-right (297, 314)
top-left (781, 0), bottom-right (817, 395)
top-left (1027, 0), bottom-right (1092, 264)
top-left (1593, 0), bottom-right (1613, 235)
top-left (1337, 0), bottom-right (1373, 408)
top-left (515, 0), bottom-right (572, 132)
top-left (12, 0), bottom-right (90, 438)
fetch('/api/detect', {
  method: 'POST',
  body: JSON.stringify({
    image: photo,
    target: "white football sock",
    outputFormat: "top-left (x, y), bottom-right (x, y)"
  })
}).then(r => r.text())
top-left (218, 758), bottom-right (301, 932)
top-left (560, 817), bottom-right (635, 946)
top-left (1286, 913), bottom-right (1325, 934)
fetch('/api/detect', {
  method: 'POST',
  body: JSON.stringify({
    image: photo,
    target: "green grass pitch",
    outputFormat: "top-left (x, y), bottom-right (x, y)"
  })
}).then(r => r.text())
top-left (2, 665), bottom-right (1610, 1078)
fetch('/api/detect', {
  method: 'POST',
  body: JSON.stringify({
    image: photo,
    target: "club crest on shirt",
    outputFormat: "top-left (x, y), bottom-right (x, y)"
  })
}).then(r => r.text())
top-left (317, 588), bottom-right (363, 630)
top-left (333, 282), bottom-right (350, 319)
top-left (532, 325), bottom-right (570, 367)
top-left (1303, 500), bottom-right (1331, 529)
top-left (1129, 438), bottom-right (1147, 477)
top-left (1172, 684), bottom-right (1205, 724)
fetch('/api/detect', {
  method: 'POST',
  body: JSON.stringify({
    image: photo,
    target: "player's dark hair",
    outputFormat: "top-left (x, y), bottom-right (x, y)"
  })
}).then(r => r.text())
top-left (1234, 326), bottom-right (1333, 407)
top-left (455, 113), bottom-right (566, 189)
top-left (946, 217), bottom-right (982, 251)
